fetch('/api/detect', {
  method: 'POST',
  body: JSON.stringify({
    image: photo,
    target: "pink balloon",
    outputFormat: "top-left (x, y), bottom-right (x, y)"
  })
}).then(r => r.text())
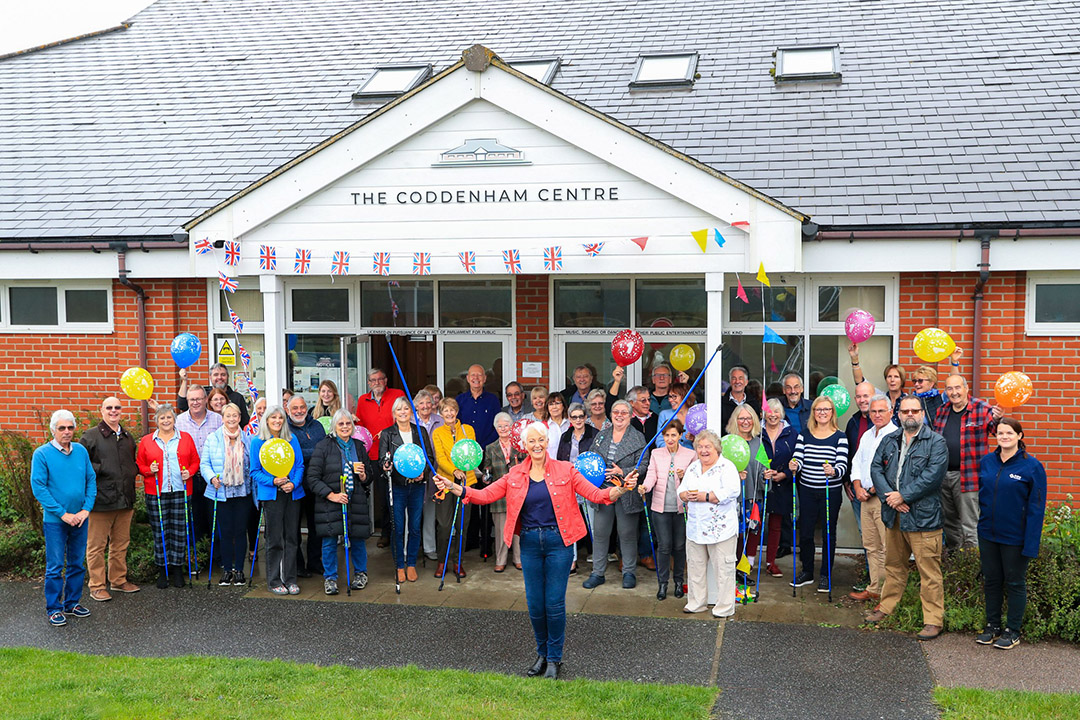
top-left (611, 329), bottom-right (644, 366)
top-left (845, 309), bottom-right (876, 344)
top-left (351, 425), bottom-right (374, 448)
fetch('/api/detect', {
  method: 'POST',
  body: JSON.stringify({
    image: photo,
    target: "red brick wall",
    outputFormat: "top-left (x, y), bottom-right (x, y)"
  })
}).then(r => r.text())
top-left (515, 274), bottom-right (550, 387)
top-left (899, 271), bottom-right (1079, 502)
top-left (0, 279), bottom-right (209, 438)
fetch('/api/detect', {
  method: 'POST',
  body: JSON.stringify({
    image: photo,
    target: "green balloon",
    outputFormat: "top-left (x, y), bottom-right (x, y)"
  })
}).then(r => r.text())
top-left (450, 438), bottom-right (483, 473)
top-left (819, 384), bottom-right (851, 415)
top-left (317, 415), bottom-right (332, 432)
top-left (817, 375), bottom-right (840, 396)
top-left (720, 434), bottom-right (750, 472)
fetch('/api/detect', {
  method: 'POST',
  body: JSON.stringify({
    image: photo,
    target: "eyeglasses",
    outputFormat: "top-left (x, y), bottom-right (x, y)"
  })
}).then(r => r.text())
top-left (869, 409), bottom-right (890, 414)
top-left (813, 408), bottom-right (833, 414)
top-left (611, 410), bottom-right (630, 416)
top-left (369, 376), bottom-right (387, 383)
top-left (506, 391), bottom-right (522, 397)
top-left (569, 414), bottom-right (586, 420)
top-left (651, 373), bottom-right (670, 379)
top-left (898, 408), bottom-right (923, 415)
top-left (188, 396), bottom-right (206, 403)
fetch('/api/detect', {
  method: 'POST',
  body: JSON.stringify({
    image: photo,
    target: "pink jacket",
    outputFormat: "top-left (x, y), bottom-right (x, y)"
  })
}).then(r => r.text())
top-left (463, 457), bottom-right (613, 548)
top-left (642, 445), bottom-right (696, 513)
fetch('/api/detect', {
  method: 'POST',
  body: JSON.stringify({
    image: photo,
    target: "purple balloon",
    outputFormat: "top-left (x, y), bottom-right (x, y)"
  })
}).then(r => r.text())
top-left (351, 425), bottom-right (373, 449)
top-left (685, 404), bottom-right (708, 435)
top-left (845, 309), bottom-right (876, 344)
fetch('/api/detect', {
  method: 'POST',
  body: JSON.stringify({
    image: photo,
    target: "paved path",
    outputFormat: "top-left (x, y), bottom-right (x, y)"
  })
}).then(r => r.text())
top-left (924, 632), bottom-right (1080, 695)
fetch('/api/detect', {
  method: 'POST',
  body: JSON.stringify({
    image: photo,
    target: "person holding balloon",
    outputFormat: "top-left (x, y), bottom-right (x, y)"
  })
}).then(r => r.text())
top-left (434, 421), bottom-right (636, 679)
top-left (201, 403), bottom-right (253, 586)
top-left (657, 382), bottom-right (696, 449)
top-left (726, 405), bottom-right (766, 583)
top-left (286, 395), bottom-right (326, 579)
top-left (379, 397), bottom-right (437, 583)
top-left (557, 403), bottom-right (598, 574)
top-left (311, 379), bottom-right (343, 420)
top-left (482, 412), bottom-right (527, 573)
top-left (788, 396), bottom-right (849, 592)
top-left (640, 420), bottom-right (694, 600)
top-left (432, 397), bottom-right (479, 578)
top-left (910, 366), bottom-right (945, 424)
top-left (760, 398), bottom-right (797, 578)
top-left (250, 405), bottom-right (306, 595)
top-left (412, 389), bottom-right (444, 562)
top-left (307, 409), bottom-right (375, 594)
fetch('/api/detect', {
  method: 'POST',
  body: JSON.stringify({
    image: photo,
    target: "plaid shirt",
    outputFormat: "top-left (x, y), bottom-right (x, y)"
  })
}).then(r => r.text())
top-left (933, 398), bottom-right (997, 492)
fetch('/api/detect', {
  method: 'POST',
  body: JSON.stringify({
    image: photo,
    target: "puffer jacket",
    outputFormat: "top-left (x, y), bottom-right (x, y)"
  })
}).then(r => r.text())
top-left (870, 423), bottom-right (948, 532)
top-left (305, 435), bottom-right (374, 539)
top-left (79, 421), bottom-right (138, 511)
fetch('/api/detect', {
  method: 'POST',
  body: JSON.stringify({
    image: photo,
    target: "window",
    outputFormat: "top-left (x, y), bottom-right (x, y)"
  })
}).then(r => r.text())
top-left (817, 285), bottom-right (886, 323)
top-left (360, 280), bottom-right (433, 328)
top-left (439, 280), bottom-right (511, 328)
top-left (636, 278), bottom-right (706, 328)
top-left (10, 287), bottom-right (57, 325)
top-left (775, 46), bottom-right (841, 81)
top-left (1026, 273), bottom-right (1080, 335)
top-left (728, 285), bottom-right (799, 325)
top-left (291, 288), bottom-right (350, 324)
top-left (1, 283), bottom-right (112, 332)
top-left (509, 58), bottom-right (560, 84)
top-left (630, 52), bottom-right (698, 88)
top-left (353, 65), bottom-right (432, 98)
top-left (219, 290), bottom-right (263, 324)
top-left (553, 279), bottom-right (630, 328)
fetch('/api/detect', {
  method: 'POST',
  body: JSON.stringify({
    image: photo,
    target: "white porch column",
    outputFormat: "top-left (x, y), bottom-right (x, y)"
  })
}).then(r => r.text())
top-left (705, 271), bottom-right (725, 434)
top-left (260, 274), bottom-right (286, 400)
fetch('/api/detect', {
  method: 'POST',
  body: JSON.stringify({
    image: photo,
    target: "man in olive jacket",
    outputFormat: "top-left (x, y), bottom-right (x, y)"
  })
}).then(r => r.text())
top-left (79, 397), bottom-right (141, 601)
top-left (865, 395), bottom-right (948, 641)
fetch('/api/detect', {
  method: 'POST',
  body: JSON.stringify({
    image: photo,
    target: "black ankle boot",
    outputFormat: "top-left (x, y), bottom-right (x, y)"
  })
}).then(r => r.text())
top-left (657, 582), bottom-right (668, 600)
top-left (674, 582), bottom-right (685, 599)
top-left (170, 566), bottom-right (185, 587)
top-left (543, 661), bottom-right (561, 679)
top-left (527, 656), bottom-right (547, 677)
top-left (156, 567), bottom-right (169, 589)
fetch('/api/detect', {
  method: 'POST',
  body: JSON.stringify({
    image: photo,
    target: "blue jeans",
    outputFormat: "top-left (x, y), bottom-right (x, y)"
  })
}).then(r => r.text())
top-left (392, 482), bottom-right (426, 569)
top-left (519, 526), bottom-right (574, 663)
top-left (43, 520), bottom-right (88, 614)
top-left (321, 533), bottom-right (367, 580)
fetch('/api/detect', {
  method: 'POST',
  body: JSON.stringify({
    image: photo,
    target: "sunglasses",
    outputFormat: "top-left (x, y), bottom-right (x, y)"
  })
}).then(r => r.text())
top-left (569, 414), bottom-right (586, 420)
top-left (56, 425), bottom-right (75, 431)
top-left (899, 409), bottom-right (923, 415)
top-left (103, 405), bottom-right (121, 410)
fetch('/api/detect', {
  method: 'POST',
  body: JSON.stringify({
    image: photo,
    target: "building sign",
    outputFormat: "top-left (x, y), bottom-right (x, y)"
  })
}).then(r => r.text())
top-left (352, 185), bottom-right (620, 206)
top-left (217, 338), bottom-right (236, 366)
top-left (433, 138), bottom-right (530, 167)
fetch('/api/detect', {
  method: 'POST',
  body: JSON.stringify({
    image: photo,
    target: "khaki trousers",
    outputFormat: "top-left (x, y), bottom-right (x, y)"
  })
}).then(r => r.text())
top-left (859, 495), bottom-right (888, 595)
top-left (877, 523), bottom-right (944, 627)
top-left (686, 535), bottom-right (737, 618)
top-left (85, 508), bottom-right (134, 591)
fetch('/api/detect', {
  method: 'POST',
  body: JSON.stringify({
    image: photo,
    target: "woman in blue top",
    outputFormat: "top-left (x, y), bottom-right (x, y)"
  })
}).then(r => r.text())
top-left (975, 418), bottom-right (1047, 650)
top-left (202, 403), bottom-right (253, 586)
top-left (250, 405), bottom-right (305, 595)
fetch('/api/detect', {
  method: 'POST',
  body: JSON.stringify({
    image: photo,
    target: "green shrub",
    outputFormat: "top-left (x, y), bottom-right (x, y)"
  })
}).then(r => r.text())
top-left (0, 520), bottom-right (46, 576)
top-left (0, 431), bottom-right (41, 531)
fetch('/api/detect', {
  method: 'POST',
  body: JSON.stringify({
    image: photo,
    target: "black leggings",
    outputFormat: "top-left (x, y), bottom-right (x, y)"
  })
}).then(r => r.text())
top-left (979, 536), bottom-right (1030, 631)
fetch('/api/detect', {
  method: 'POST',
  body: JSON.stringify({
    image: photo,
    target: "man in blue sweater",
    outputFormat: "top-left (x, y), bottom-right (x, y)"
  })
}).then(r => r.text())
top-left (30, 409), bottom-right (97, 627)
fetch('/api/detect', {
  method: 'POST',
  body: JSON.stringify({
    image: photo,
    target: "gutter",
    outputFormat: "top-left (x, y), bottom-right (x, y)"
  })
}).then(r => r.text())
top-left (808, 225), bottom-right (1080, 241)
top-left (111, 243), bottom-right (151, 434)
top-left (0, 235), bottom-right (187, 252)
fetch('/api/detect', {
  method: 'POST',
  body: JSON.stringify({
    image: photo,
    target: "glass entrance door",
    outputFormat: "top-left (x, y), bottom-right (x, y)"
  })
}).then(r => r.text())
top-left (338, 335), bottom-right (370, 413)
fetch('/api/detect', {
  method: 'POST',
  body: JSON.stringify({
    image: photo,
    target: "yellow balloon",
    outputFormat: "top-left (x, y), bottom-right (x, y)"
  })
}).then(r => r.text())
top-left (912, 328), bottom-right (956, 363)
top-left (670, 344), bottom-right (696, 372)
top-left (259, 438), bottom-right (295, 478)
top-left (119, 367), bottom-right (154, 401)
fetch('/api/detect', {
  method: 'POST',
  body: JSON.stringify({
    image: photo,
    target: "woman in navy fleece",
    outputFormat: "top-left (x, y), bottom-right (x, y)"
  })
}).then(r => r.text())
top-left (975, 418), bottom-right (1046, 650)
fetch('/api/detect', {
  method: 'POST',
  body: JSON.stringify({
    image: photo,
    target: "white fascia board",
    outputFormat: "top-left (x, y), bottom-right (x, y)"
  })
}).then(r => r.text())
top-left (803, 235), bottom-right (1080, 273)
top-left (0, 249), bottom-right (190, 280)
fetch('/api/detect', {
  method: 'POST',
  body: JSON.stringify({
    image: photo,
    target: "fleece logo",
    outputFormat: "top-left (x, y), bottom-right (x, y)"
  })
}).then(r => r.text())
top-left (1009, 473), bottom-right (1023, 480)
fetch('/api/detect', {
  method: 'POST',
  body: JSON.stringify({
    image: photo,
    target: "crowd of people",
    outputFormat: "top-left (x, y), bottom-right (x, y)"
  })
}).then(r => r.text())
top-left (29, 349), bottom-right (1048, 667)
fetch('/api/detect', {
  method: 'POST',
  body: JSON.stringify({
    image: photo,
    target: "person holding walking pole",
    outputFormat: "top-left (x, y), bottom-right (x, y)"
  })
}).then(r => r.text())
top-left (251, 406), bottom-right (306, 596)
top-left (380, 397), bottom-right (435, 584)
top-left (639, 420), bottom-right (694, 600)
top-left (202, 403), bottom-right (253, 586)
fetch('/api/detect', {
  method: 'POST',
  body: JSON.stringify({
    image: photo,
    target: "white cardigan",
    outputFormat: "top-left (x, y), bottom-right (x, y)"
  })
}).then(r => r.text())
top-left (676, 457), bottom-right (741, 544)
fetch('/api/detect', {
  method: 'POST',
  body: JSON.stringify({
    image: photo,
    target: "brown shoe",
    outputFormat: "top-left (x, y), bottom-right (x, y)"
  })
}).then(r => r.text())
top-left (864, 609), bottom-right (888, 623)
top-left (917, 624), bottom-right (943, 641)
top-left (396, 568), bottom-right (407, 583)
top-left (435, 563), bottom-right (446, 578)
top-left (849, 589), bottom-right (880, 602)
top-left (110, 581), bottom-right (141, 593)
top-left (455, 565), bottom-right (466, 578)
top-left (89, 589), bottom-right (112, 602)
top-left (640, 556), bottom-right (656, 571)
top-left (405, 566), bottom-right (418, 582)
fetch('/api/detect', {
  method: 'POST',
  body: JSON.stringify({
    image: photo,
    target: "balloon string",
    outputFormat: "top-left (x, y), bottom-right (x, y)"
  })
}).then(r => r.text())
top-left (385, 335), bottom-right (439, 478)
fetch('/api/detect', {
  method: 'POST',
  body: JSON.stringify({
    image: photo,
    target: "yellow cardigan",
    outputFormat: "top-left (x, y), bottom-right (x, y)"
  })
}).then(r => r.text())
top-left (432, 421), bottom-right (479, 486)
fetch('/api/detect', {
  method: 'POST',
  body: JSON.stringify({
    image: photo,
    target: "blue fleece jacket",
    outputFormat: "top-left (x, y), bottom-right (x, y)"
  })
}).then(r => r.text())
top-left (30, 442), bottom-right (97, 524)
top-left (978, 448), bottom-right (1047, 558)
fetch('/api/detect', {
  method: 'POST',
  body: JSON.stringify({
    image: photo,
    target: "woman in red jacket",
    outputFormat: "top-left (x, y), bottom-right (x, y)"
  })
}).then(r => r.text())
top-left (135, 403), bottom-right (200, 588)
top-left (435, 421), bottom-right (636, 680)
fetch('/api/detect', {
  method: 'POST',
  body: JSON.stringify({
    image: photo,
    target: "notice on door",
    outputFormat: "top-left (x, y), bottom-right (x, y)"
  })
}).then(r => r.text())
top-left (217, 338), bottom-right (236, 366)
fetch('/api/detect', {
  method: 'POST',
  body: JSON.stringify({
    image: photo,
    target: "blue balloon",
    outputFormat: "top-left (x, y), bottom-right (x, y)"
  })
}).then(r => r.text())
top-left (170, 333), bottom-right (202, 369)
top-left (287, 334), bottom-right (298, 351)
top-left (393, 444), bottom-right (426, 479)
top-left (574, 451), bottom-right (607, 488)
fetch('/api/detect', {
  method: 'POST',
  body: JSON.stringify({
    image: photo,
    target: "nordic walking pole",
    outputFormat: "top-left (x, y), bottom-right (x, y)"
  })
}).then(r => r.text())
top-left (439, 493), bottom-right (461, 591)
top-left (248, 502), bottom-right (262, 588)
top-left (154, 464), bottom-right (169, 584)
top-left (385, 459), bottom-right (400, 595)
top-left (456, 496), bottom-right (465, 583)
top-left (824, 465), bottom-right (833, 603)
top-left (180, 467), bottom-right (193, 587)
top-left (628, 468), bottom-right (661, 590)
top-left (207, 494), bottom-right (218, 589)
top-left (754, 478), bottom-right (769, 596)
top-left (792, 466), bottom-right (798, 598)
top-left (342, 476), bottom-right (352, 597)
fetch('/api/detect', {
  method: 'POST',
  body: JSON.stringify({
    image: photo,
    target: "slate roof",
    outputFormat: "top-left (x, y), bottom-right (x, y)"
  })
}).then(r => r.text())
top-left (1, 0), bottom-right (1078, 239)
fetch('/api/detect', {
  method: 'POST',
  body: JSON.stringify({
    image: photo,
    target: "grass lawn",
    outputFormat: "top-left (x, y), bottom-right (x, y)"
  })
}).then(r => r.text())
top-left (0, 648), bottom-right (717, 720)
top-left (935, 686), bottom-right (1080, 720)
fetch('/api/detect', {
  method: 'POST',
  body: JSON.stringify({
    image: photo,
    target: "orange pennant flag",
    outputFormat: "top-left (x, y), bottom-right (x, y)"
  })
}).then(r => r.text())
top-left (756, 262), bottom-right (771, 287)
top-left (630, 236), bottom-right (648, 251)
top-left (691, 229), bottom-right (708, 253)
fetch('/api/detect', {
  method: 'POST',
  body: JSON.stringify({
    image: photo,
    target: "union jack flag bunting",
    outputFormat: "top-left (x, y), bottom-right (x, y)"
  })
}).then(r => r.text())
top-left (373, 252), bottom-right (391, 276)
top-left (544, 246), bottom-right (563, 271)
top-left (224, 241), bottom-right (241, 267)
top-left (294, 249), bottom-right (311, 274)
top-left (331, 250), bottom-right (350, 276)
top-left (218, 271), bottom-right (238, 293)
top-left (194, 237), bottom-right (214, 255)
top-left (229, 309), bottom-right (244, 333)
top-left (239, 344), bottom-right (251, 368)
top-left (259, 245), bottom-right (277, 270)
top-left (246, 378), bottom-right (259, 401)
top-left (458, 251), bottom-right (476, 274)
top-left (244, 415), bottom-right (259, 435)
top-left (413, 252), bottom-right (431, 276)
top-left (391, 299), bottom-right (399, 319)
top-left (502, 249), bottom-right (521, 274)
top-left (583, 242), bottom-right (605, 257)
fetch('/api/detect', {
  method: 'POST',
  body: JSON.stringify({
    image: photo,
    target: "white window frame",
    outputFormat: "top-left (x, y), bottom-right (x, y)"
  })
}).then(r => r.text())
top-left (209, 282), bottom-right (266, 334)
top-left (353, 64), bottom-right (433, 98)
top-left (508, 57), bottom-right (561, 85)
top-left (0, 280), bottom-right (113, 333)
top-left (775, 45), bottom-right (841, 82)
top-left (285, 279), bottom-right (355, 332)
top-left (1025, 272), bottom-right (1080, 336)
top-left (630, 52), bottom-right (699, 88)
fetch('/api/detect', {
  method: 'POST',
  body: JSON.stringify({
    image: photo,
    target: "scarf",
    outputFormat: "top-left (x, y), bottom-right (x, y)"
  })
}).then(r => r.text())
top-left (221, 427), bottom-right (245, 487)
top-left (915, 388), bottom-right (940, 400)
top-left (337, 435), bottom-right (358, 493)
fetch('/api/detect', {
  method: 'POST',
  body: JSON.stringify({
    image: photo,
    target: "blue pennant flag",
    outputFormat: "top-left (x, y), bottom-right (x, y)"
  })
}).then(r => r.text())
top-left (713, 228), bottom-right (726, 248)
top-left (762, 325), bottom-right (786, 345)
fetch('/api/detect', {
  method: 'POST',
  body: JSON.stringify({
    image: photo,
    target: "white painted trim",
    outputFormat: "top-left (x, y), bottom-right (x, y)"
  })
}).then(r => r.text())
top-left (1025, 271), bottom-right (1080, 336)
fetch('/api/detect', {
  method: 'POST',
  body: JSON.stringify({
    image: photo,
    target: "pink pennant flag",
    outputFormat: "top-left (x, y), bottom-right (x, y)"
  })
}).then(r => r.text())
top-left (736, 276), bottom-right (749, 303)
top-left (629, 236), bottom-right (648, 251)
top-left (732, 220), bottom-right (750, 230)
top-left (770, 358), bottom-right (778, 373)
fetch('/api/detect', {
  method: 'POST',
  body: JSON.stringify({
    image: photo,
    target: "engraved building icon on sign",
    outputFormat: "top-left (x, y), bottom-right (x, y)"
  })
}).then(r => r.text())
top-left (434, 138), bottom-right (531, 167)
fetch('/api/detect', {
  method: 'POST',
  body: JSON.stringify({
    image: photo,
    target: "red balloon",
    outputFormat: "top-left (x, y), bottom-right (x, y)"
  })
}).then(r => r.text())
top-left (611, 329), bottom-right (644, 365)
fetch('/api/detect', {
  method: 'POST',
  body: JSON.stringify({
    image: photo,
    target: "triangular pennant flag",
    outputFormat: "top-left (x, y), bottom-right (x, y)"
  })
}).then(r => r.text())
top-left (750, 502), bottom-right (761, 523)
top-left (736, 554), bottom-right (752, 575)
top-left (755, 442), bottom-right (770, 467)
top-left (762, 325), bottom-right (786, 344)
top-left (736, 277), bottom-right (749, 303)
top-left (770, 358), bottom-right (778, 373)
top-left (630, 236), bottom-right (648, 251)
top-left (713, 228), bottom-right (726, 248)
top-left (756, 262), bottom-right (771, 287)
top-left (691, 229), bottom-right (708, 253)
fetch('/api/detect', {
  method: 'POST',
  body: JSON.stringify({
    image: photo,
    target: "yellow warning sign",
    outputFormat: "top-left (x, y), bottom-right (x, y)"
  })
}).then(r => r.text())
top-left (217, 338), bottom-right (236, 366)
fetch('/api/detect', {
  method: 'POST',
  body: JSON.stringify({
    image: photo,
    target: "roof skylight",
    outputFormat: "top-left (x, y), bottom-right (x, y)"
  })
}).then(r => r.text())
top-left (354, 65), bottom-right (433, 98)
top-left (774, 46), bottom-right (841, 81)
top-left (630, 52), bottom-right (698, 88)
top-left (509, 58), bottom-right (561, 85)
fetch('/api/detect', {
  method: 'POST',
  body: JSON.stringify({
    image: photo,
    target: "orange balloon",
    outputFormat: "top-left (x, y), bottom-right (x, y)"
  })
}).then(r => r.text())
top-left (994, 372), bottom-right (1033, 408)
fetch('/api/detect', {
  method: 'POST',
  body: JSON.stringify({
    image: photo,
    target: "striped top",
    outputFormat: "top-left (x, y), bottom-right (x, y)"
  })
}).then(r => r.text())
top-left (792, 431), bottom-right (849, 490)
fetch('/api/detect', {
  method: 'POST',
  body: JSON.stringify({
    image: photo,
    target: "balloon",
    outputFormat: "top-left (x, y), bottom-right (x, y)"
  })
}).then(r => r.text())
top-left (351, 425), bottom-right (374, 448)
top-left (670, 344), bottom-right (696, 372)
top-left (259, 438), bottom-right (295, 478)
top-left (816, 376), bottom-right (840, 397)
top-left (317, 416), bottom-right (332, 432)
top-left (287, 334), bottom-right (298, 351)
top-left (393, 443), bottom-right (426, 479)
top-left (574, 451), bottom-right (607, 487)
top-left (845, 309), bottom-right (876, 344)
top-left (169, 333), bottom-right (202, 369)
top-left (120, 367), bottom-right (154, 401)
top-left (994, 372), bottom-right (1033, 408)
top-left (451, 438), bottom-right (483, 472)
top-left (685, 404), bottom-right (708, 435)
top-left (510, 418), bottom-right (531, 453)
top-left (611, 329), bottom-right (644, 365)
top-left (720, 434), bottom-right (750, 472)
top-left (819, 384), bottom-right (851, 415)
top-left (912, 328), bottom-right (956, 363)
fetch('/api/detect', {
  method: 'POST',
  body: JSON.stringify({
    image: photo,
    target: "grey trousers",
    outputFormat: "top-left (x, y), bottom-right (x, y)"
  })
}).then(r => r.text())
top-left (262, 490), bottom-right (301, 588)
top-left (590, 501), bottom-right (639, 577)
top-left (940, 470), bottom-right (979, 550)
